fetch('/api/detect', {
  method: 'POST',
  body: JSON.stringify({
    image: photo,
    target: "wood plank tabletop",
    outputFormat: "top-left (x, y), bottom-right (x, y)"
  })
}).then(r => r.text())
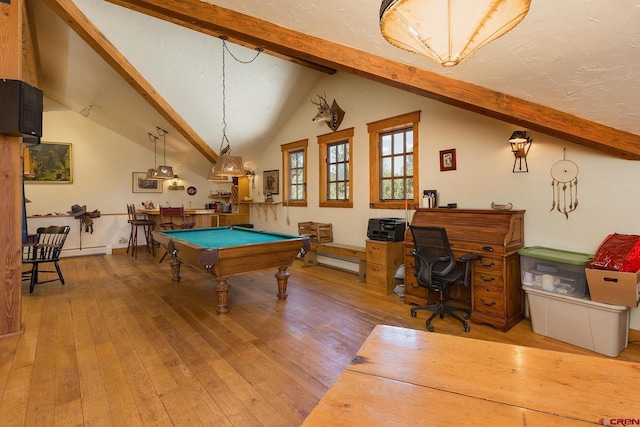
top-left (303, 325), bottom-right (640, 426)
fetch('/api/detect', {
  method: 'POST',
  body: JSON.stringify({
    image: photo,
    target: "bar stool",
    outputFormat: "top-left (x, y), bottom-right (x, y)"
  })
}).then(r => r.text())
top-left (127, 204), bottom-right (155, 258)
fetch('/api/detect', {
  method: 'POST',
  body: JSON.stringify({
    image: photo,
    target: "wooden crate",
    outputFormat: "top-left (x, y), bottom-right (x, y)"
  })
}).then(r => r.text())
top-left (298, 221), bottom-right (333, 243)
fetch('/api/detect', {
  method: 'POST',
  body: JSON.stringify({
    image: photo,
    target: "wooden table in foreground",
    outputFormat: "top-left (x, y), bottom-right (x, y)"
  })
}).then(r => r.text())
top-left (303, 325), bottom-right (640, 426)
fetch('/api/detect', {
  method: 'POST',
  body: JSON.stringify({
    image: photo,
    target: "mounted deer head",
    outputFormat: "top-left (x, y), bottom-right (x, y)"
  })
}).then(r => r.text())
top-left (311, 92), bottom-right (345, 132)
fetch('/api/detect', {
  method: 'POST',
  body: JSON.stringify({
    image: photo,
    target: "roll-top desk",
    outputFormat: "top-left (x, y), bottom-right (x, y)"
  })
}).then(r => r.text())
top-left (404, 208), bottom-right (525, 332)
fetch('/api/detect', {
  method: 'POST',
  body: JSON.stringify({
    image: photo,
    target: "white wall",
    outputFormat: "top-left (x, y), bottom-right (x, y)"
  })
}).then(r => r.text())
top-left (25, 107), bottom-right (231, 252)
top-left (245, 73), bottom-right (640, 328)
top-left (30, 75), bottom-right (640, 328)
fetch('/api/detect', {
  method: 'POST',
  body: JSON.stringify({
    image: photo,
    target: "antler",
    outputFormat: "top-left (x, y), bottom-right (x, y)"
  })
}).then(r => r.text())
top-left (311, 91), bottom-right (329, 108)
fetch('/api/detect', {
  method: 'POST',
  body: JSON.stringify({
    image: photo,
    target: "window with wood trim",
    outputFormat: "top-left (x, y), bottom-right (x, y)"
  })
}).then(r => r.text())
top-left (318, 128), bottom-right (354, 208)
top-left (281, 139), bottom-right (308, 207)
top-left (367, 111), bottom-right (420, 209)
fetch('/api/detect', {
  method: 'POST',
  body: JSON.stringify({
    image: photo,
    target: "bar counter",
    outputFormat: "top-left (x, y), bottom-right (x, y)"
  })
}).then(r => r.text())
top-left (139, 208), bottom-right (250, 228)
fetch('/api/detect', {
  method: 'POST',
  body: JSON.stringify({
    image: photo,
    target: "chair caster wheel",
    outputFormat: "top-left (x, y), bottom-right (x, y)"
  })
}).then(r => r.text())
top-left (427, 324), bottom-right (435, 332)
top-left (411, 310), bottom-right (417, 318)
top-left (463, 324), bottom-right (470, 333)
top-left (463, 313), bottom-right (470, 320)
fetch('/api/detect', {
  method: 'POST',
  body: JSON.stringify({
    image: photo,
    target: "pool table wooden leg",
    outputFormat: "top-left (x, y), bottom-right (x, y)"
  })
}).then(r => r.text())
top-left (275, 267), bottom-right (289, 300)
top-left (215, 277), bottom-right (230, 314)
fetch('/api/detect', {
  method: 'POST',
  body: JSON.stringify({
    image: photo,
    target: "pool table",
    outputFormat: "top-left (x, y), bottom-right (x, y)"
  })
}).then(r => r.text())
top-left (152, 226), bottom-right (310, 314)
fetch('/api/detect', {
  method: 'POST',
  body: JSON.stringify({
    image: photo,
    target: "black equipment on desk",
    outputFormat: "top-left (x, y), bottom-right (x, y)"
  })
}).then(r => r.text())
top-left (367, 218), bottom-right (406, 242)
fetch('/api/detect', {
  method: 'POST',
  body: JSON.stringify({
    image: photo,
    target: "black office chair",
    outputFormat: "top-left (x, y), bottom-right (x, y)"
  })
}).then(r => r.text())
top-left (22, 225), bottom-right (71, 293)
top-left (409, 226), bottom-right (480, 332)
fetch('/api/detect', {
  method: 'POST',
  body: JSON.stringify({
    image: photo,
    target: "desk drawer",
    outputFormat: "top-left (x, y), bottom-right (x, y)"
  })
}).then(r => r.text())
top-left (472, 287), bottom-right (505, 317)
top-left (404, 275), bottom-right (429, 300)
top-left (449, 240), bottom-right (505, 255)
top-left (473, 268), bottom-right (504, 290)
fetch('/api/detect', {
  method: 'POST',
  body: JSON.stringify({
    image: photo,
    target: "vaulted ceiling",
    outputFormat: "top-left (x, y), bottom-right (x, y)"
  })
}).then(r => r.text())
top-left (25, 0), bottom-right (640, 176)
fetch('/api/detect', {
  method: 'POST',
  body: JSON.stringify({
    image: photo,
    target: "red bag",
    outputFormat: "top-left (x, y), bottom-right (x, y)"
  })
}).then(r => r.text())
top-left (588, 233), bottom-right (640, 272)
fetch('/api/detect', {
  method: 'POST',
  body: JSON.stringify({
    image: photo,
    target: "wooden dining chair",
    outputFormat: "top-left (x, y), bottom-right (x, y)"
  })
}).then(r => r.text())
top-left (159, 206), bottom-right (196, 230)
top-left (158, 206), bottom-right (196, 262)
top-left (22, 225), bottom-right (71, 293)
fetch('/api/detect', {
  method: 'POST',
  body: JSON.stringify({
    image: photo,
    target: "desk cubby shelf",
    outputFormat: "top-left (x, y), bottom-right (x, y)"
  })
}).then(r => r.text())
top-left (240, 202), bottom-right (281, 221)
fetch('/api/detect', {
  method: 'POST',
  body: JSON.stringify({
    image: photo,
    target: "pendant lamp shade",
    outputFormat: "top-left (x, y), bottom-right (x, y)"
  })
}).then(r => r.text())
top-left (207, 164), bottom-right (233, 182)
top-left (379, 0), bottom-right (531, 67)
top-left (212, 155), bottom-right (245, 177)
top-left (211, 37), bottom-right (260, 177)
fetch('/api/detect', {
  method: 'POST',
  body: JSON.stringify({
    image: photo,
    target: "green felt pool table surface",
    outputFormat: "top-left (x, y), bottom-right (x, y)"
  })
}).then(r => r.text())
top-left (156, 226), bottom-right (302, 248)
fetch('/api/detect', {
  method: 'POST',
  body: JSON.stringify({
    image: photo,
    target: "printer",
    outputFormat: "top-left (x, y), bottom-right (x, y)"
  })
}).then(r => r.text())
top-left (367, 218), bottom-right (406, 242)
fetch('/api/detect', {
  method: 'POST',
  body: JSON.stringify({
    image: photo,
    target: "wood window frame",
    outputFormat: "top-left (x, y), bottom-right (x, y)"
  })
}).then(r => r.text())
top-left (281, 139), bottom-right (308, 207)
top-left (367, 111), bottom-right (420, 210)
top-left (318, 127), bottom-right (354, 208)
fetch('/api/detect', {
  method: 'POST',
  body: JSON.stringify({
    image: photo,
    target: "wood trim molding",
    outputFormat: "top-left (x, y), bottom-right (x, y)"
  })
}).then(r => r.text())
top-left (317, 128), bottom-right (354, 208)
top-left (44, 0), bottom-right (218, 163)
top-left (105, 0), bottom-right (640, 160)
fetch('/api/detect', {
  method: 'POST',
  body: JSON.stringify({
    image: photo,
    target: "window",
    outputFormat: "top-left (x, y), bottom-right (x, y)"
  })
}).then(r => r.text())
top-left (281, 139), bottom-right (308, 207)
top-left (367, 111), bottom-right (420, 209)
top-left (318, 128), bottom-right (354, 208)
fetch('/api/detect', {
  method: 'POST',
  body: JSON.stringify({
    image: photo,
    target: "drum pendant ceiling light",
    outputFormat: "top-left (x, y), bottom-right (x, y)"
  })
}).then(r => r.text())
top-left (212, 37), bottom-right (259, 177)
top-left (154, 127), bottom-right (174, 179)
top-left (207, 163), bottom-right (232, 182)
top-left (146, 132), bottom-right (161, 180)
top-left (379, 0), bottom-right (531, 67)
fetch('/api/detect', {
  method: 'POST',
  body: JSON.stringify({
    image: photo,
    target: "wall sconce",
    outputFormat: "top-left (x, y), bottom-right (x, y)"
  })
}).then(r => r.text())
top-left (246, 171), bottom-right (256, 188)
top-left (168, 174), bottom-right (184, 190)
top-left (509, 131), bottom-right (532, 173)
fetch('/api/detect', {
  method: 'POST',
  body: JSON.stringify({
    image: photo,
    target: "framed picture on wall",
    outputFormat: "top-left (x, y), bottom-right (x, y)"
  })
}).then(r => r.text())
top-left (132, 172), bottom-right (163, 193)
top-left (24, 142), bottom-right (73, 183)
top-left (263, 169), bottom-right (279, 195)
top-left (439, 149), bottom-right (457, 171)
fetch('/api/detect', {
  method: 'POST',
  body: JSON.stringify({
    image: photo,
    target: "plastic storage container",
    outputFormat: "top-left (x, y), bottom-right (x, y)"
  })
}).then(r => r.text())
top-left (523, 285), bottom-right (629, 357)
top-left (518, 246), bottom-right (592, 297)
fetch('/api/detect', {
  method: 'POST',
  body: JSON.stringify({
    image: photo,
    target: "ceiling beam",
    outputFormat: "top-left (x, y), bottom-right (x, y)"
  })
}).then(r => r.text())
top-left (43, 0), bottom-right (218, 164)
top-left (108, 0), bottom-right (640, 160)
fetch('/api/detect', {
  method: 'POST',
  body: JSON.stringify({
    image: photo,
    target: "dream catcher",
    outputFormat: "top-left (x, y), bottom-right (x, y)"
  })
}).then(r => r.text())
top-left (550, 148), bottom-right (579, 219)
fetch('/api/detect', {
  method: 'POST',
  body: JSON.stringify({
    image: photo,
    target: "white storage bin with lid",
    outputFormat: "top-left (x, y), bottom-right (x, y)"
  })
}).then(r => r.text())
top-left (523, 284), bottom-right (629, 357)
top-left (519, 246), bottom-right (592, 298)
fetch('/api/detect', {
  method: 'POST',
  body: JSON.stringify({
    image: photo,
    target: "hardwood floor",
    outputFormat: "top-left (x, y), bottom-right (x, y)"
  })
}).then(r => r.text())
top-left (1, 252), bottom-right (639, 426)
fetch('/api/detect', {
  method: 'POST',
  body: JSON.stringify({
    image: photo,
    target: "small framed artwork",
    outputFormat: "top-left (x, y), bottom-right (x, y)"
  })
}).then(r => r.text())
top-left (132, 172), bottom-right (163, 193)
top-left (24, 142), bottom-right (73, 183)
top-left (263, 169), bottom-right (279, 195)
top-left (440, 149), bottom-right (457, 171)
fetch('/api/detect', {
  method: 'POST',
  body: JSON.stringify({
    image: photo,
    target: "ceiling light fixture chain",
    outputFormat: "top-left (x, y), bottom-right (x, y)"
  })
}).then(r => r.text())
top-left (157, 126), bottom-right (169, 165)
top-left (219, 37), bottom-right (230, 156)
top-left (212, 36), bottom-right (262, 177)
top-left (147, 132), bottom-right (159, 178)
top-left (147, 125), bottom-right (173, 179)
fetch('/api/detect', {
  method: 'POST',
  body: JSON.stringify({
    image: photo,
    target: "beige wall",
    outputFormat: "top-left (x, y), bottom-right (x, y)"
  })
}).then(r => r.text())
top-left (29, 72), bottom-right (640, 328)
top-left (247, 72), bottom-right (640, 327)
top-left (25, 105), bottom-right (229, 253)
